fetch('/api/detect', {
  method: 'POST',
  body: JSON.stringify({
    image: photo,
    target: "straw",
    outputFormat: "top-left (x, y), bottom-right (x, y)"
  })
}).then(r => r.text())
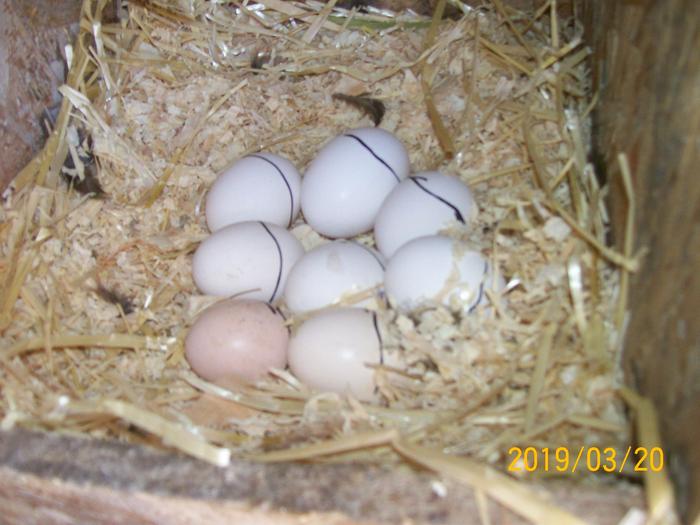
top-left (0, 2), bottom-right (641, 521)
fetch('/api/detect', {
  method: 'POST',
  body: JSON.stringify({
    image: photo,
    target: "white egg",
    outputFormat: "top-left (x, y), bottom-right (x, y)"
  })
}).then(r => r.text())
top-left (206, 153), bottom-right (301, 232)
top-left (301, 127), bottom-right (410, 238)
top-left (288, 308), bottom-right (386, 401)
top-left (192, 221), bottom-right (304, 302)
top-left (284, 240), bottom-right (385, 313)
top-left (374, 171), bottom-right (478, 258)
top-left (384, 235), bottom-right (504, 312)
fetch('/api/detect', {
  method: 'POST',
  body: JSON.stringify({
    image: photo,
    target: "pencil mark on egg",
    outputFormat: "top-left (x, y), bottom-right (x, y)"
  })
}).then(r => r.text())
top-left (264, 302), bottom-right (277, 315)
top-left (260, 222), bottom-right (284, 302)
top-left (265, 302), bottom-right (291, 332)
top-left (468, 261), bottom-right (489, 313)
top-left (249, 154), bottom-right (295, 227)
top-left (371, 311), bottom-right (384, 365)
top-left (349, 241), bottom-right (386, 271)
top-left (411, 176), bottom-right (465, 223)
top-left (343, 133), bottom-right (400, 182)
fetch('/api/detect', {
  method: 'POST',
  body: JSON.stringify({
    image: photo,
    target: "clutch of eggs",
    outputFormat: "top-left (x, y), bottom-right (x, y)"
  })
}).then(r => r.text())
top-left (384, 235), bottom-right (504, 313)
top-left (374, 171), bottom-right (478, 258)
top-left (301, 127), bottom-right (410, 238)
top-left (206, 153), bottom-right (301, 231)
top-left (283, 240), bottom-right (385, 313)
top-left (192, 221), bottom-right (304, 302)
top-left (288, 308), bottom-right (390, 401)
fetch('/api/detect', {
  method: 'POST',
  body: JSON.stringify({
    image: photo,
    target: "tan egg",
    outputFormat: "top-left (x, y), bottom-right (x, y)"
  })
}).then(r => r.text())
top-left (185, 299), bottom-right (288, 382)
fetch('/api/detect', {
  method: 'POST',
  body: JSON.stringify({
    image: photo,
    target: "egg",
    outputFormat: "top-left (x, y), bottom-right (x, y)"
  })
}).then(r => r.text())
top-left (185, 299), bottom-right (288, 382)
top-left (283, 240), bottom-right (385, 313)
top-left (301, 127), bottom-right (410, 238)
top-left (288, 308), bottom-right (386, 401)
top-left (374, 171), bottom-right (478, 258)
top-left (206, 153), bottom-right (301, 232)
top-left (192, 221), bottom-right (304, 301)
top-left (384, 235), bottom-right (504, 312)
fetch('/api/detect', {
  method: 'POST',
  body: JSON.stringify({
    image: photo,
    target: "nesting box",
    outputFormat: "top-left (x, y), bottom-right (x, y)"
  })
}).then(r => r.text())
top-left (0, 0), bottom-right (698, 524)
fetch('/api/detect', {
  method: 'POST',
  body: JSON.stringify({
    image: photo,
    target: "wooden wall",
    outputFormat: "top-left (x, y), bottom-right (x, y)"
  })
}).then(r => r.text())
top-left (1, 0), bottom-right (699, 522)
top-left (585, 0), bottom-right (700, 521)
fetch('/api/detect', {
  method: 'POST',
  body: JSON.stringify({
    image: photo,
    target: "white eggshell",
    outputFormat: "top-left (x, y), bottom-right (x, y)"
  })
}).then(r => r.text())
top-left (284, 241), bottom-right (385, 313)
top-left (374, 171), bottom-right (478, 258)
top-left (288, 308), bottom-right (385, 401)
top-left (384, 235), bottom-right (503, 312)
top-left (192, 221), bottom-right (304, 301)
top-left (301, 127), bottom-right (410, 238)
top-left (206, 153), bottom-right (301, 232)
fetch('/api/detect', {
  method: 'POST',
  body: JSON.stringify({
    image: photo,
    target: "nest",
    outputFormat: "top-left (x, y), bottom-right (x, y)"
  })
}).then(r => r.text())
top-left (1, 0), bottom-right (646, 522)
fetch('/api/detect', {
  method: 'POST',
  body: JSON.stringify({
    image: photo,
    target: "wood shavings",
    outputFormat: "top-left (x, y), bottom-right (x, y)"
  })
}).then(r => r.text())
top-left (332, 93), bottom-right (386, 126)
top-left (0, 2), bottom-right (640, 519)
top-left (94, 283), bottom-right (134, 315)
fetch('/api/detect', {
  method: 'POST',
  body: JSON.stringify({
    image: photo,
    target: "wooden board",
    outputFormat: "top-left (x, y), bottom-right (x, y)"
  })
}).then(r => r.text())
top-left (585, 0), bottom-right (700, 521)
top-left (0, 428), bottom-right (642, 525)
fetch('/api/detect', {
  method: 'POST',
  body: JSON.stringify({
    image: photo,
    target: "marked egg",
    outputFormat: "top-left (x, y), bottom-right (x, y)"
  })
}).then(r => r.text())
top-left (374, 171), bottom-right (478, 258)
top-left (384, 235), bottom-right (504, 312)
top-left (301, 127), bottom-right (410, 238)
top-left (288, 308), bottom-right (385, 401)
top-left (284, 241), bottom-right (385, 313)
top-left (185, 299), bottom-right (288, 382)
top-left (192, 221), bottom-right (304, 302)
top-left (206, 153), bottom-right (301, 232)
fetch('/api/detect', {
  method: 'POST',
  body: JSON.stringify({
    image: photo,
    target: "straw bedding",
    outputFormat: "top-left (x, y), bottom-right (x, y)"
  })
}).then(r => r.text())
top-left (0, 0), bottom-right (642, 521)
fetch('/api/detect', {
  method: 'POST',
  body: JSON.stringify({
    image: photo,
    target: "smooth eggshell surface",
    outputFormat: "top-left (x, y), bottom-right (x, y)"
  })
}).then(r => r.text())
top-left (206, 153), bottom-right (301, 232)
top-left (283, 241), bottom-right (385, 313)
top-left (288, 308), bottom-right (384, 401)
top-left (192, 221), bottom-right (304, 301)
top-left (185, 299), bottom-right (288, 382)
top-left (384, 235), bottom-right (503, 312)
top-left (374, 171), bottom-right (478, 258)
top-left (301, 127), bottom-right (410, 238)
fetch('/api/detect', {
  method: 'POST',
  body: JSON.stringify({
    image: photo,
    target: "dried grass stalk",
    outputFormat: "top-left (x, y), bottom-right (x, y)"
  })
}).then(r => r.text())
top-left (0, 0), bottom-right (643, 520)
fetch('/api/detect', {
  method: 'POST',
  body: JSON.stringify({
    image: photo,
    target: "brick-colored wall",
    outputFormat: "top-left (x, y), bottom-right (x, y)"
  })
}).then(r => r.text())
top-left (0, 0), bottom-right (80, 189)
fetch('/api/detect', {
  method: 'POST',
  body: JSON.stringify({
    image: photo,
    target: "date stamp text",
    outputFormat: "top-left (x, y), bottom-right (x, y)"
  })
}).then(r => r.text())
top-left (507, 446), bottom-right (664, 473)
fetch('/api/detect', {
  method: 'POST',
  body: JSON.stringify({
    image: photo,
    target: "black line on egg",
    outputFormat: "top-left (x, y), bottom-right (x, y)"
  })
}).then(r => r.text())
top-left (410, 176), bottom-right (465, 223)
top-left (260, 222), bottom-right (283, 303)
top-left (343, 134), bottom-right (400, 182)
top-left (265, 302), bottom-right (291, 333)
top-left (264, 303), bottom-right (278, 316)
top-left (372, 311), bottom-right (384, 365)
top-left (349, 240), bottom-right (385, 271)
top-left (468, 261), bottom-right (489, 314)
top-left (275, 305), bottom-right (288, 320)
top-left (249, 154), bottom-right (295, 228)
